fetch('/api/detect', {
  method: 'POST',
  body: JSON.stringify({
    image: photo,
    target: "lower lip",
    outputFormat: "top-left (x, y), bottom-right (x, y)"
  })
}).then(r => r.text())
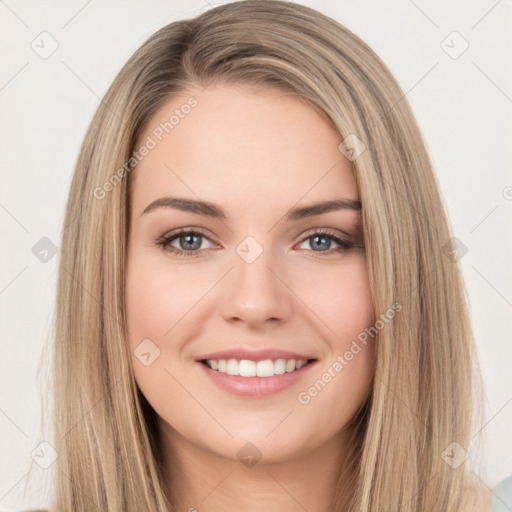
top-left (196, 360), bottom-right (317, 397)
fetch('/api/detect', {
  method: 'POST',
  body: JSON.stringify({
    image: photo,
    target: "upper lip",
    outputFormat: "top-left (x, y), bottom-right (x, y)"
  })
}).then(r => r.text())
top-left (196, 348), bottom-right (316, 362)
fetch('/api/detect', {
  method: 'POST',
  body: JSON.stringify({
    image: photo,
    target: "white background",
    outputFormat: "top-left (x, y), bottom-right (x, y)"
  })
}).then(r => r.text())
top-left (0, 0), bottom-right (511, 509)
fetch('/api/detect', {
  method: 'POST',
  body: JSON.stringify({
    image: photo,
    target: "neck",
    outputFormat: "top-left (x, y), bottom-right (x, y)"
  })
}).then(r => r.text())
top-left (158, 419), bottom-right (357, 512)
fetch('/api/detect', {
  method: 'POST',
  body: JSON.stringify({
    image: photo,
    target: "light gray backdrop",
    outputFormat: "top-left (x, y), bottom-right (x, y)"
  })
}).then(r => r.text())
top-left (1, 0), bottom-right (511, 509)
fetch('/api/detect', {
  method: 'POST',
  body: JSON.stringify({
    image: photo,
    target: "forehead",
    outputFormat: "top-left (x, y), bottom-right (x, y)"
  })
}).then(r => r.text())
top-left (129, 83), bottom-right (358, 215)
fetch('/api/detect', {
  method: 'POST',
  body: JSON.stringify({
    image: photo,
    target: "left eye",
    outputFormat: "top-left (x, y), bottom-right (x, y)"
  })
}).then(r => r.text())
top-left (297, 232), bottom-right (352, 253)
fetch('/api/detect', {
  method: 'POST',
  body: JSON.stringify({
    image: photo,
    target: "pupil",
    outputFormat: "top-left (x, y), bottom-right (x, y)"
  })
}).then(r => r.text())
top-left (181, 234), bottom-right (201, 250)
top-left (312, 235), bottom-right (330, 251)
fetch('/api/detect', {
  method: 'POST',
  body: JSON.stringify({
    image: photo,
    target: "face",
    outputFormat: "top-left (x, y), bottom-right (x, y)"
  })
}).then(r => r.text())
top-left (125, 82), bottom-right (375, 464)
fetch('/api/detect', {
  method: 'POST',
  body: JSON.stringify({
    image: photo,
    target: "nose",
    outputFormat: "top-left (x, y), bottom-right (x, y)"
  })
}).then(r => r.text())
top-left (220, 245), bottom-right (293, 329)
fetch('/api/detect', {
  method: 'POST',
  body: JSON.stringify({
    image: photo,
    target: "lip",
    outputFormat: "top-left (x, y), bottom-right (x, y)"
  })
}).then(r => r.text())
top-left (195, 347), bottom-right (315, 362)
top-left (196, 358), bottom-right (318, 397)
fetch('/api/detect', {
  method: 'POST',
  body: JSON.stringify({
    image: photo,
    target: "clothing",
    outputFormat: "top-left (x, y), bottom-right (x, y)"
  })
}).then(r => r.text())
top-left (492, 475), bottom-right (512, 512)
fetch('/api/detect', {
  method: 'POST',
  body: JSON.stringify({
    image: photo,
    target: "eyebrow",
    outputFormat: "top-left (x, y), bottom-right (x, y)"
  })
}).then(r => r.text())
top-left (141, 196), bottom-right (361, 222)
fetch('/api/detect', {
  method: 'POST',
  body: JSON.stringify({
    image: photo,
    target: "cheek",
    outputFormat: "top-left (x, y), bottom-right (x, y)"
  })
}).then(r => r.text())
top-left (292, 254), bottom-right (375, 404)
top-left (125, 253), bottom-right (211, 346)
top-left (125, 252), bottom-right (207, 406)
top-left (293, 254), bottom-right (375, 345)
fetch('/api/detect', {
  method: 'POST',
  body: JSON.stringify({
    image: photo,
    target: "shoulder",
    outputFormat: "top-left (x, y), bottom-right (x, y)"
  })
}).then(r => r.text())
top-left (464, 475), bottom-right (512, 512)
top-left (491, 475), bottom-right (512, 512)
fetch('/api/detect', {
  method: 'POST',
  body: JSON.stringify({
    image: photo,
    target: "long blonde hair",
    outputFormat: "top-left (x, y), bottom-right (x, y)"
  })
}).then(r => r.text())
top-left (49, 1), bottom-right (483, 510)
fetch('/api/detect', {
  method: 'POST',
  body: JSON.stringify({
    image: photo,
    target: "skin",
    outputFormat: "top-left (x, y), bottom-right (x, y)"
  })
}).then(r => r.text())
top-left (125, 82), bottom-right (376, 511)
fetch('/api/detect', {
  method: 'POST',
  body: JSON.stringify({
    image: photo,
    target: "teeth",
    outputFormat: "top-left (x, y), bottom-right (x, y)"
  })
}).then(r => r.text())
top-left (204, 358), bottom-right (310, 377)
top-left (285, 359), bottom-right (296, 372)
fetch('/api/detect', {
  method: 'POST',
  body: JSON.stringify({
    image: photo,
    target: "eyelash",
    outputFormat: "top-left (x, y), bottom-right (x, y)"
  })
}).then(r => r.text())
top-left (155, 227), bottom-right (359, 258)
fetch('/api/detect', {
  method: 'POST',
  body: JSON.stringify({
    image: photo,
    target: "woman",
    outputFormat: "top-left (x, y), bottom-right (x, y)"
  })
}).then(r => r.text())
top-left (46, 1), bottom-right (492, 510)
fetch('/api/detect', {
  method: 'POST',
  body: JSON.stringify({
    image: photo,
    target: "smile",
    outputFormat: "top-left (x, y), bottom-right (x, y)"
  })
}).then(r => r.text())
top-left (197, 358), bottom-right (318, 397)
top-left (203, 358), bottom-right (310, 377)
